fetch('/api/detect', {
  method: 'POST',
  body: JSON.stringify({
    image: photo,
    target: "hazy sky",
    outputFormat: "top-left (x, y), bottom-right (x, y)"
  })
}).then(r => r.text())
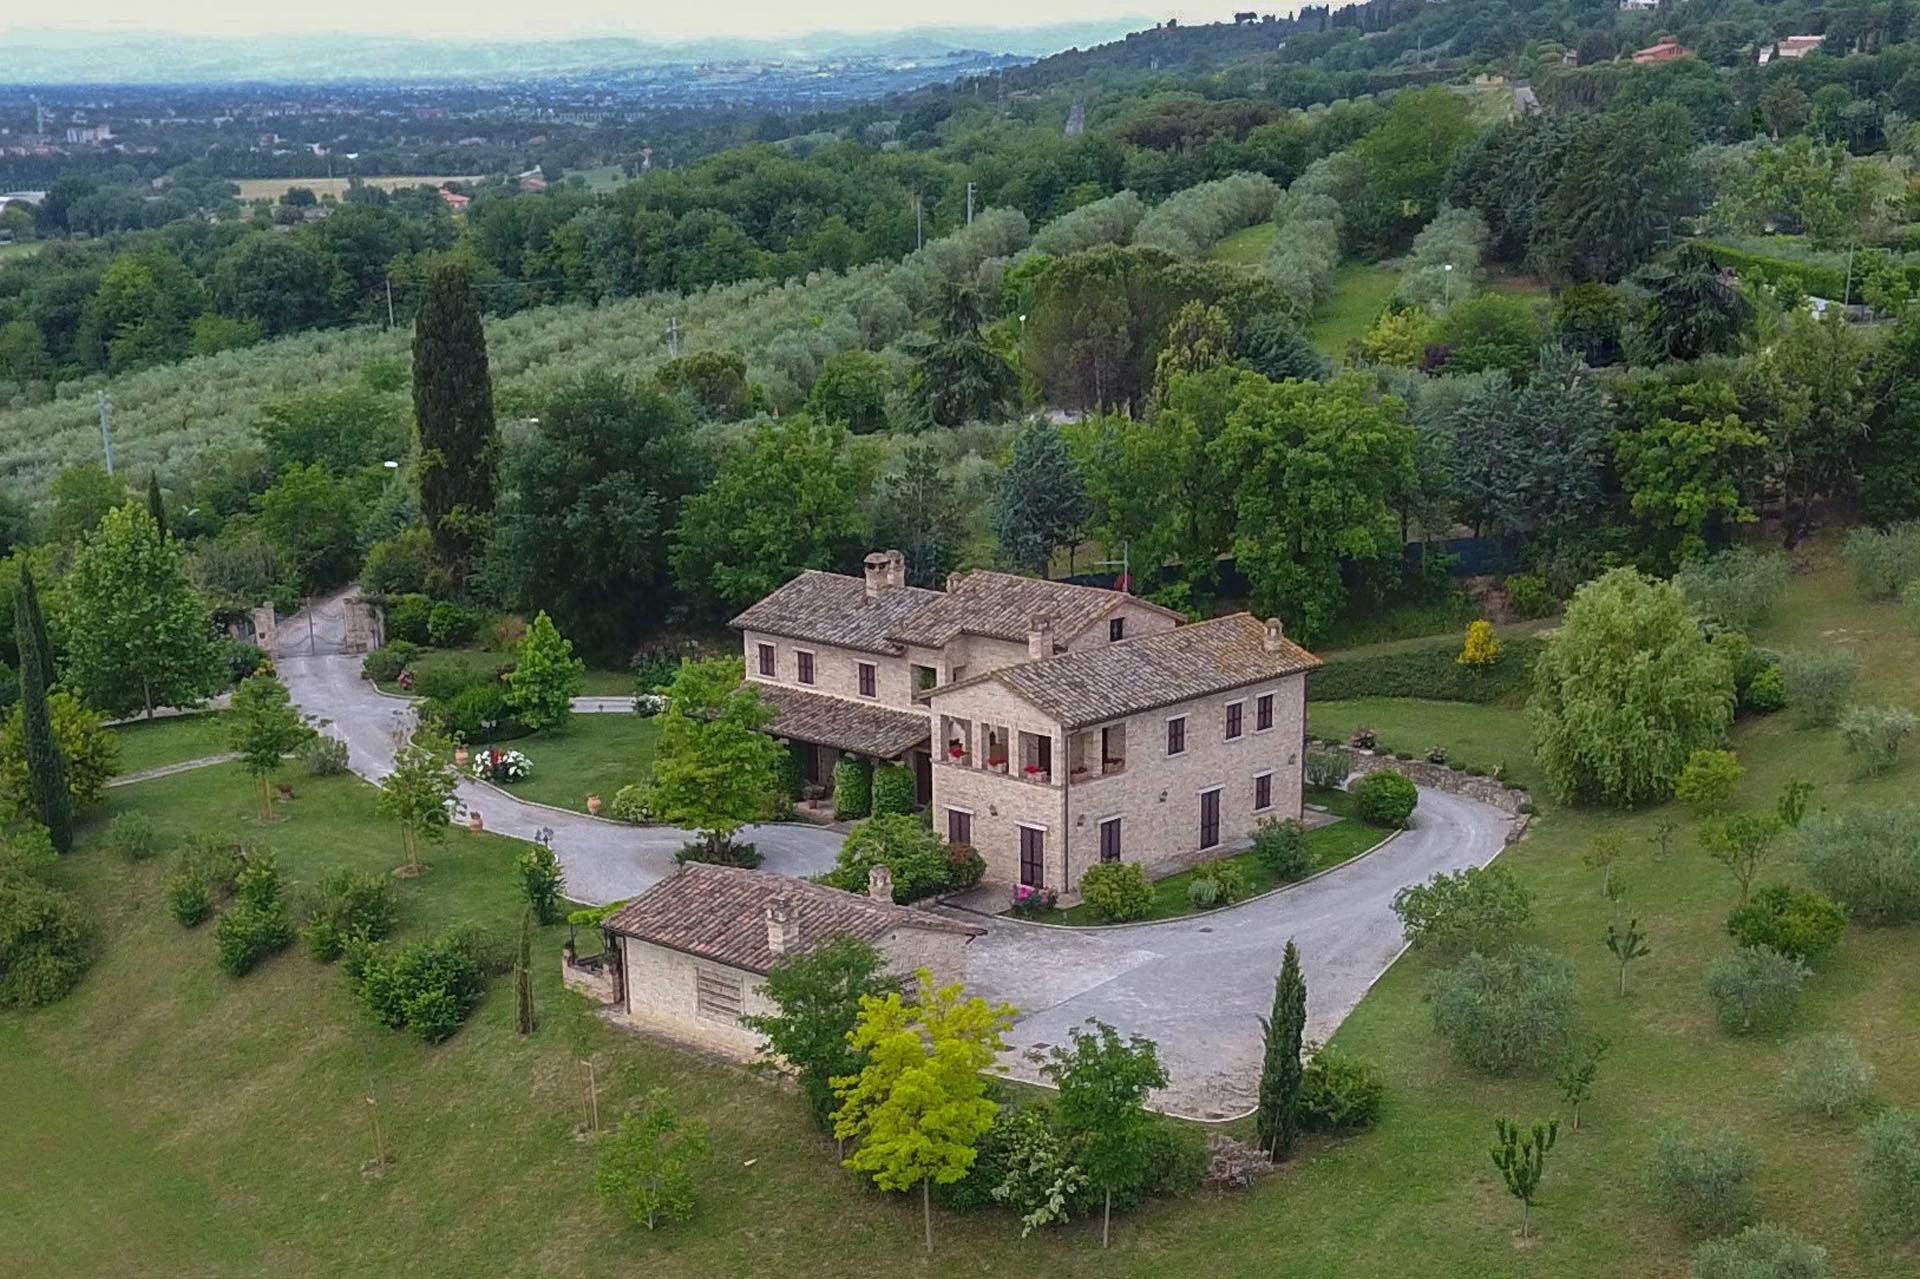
top-left (3, 4), bottom-right (1177, 41)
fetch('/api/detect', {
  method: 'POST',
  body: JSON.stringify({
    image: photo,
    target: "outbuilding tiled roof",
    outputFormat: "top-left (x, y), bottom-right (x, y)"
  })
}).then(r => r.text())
top-left (755, 683), bottom-right (930, 758)
top-left (730, 570), bottom-right (941, 655)
top-left (605, 863), bottom-right (984, 976)
top-left (948, 612), bottom-right (1321, 728)
top-left (889, 570), bottom-right (1182, 647)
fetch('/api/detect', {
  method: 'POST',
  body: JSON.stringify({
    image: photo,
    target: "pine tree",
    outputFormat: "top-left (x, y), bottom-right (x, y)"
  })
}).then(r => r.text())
top-left (146, 472), bottom-right (167, 540)
top-left (990, 421), bottom-right (1090, 576)
top-left (15, 566), bottom-right (71, 852)
top-left (1255, 940), bottom-right (1308, 1159)
top-left (412, 259), bottom-right (497, 590)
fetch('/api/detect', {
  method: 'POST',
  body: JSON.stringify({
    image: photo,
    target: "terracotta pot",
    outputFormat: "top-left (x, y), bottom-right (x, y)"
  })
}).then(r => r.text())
top-left (454, 747), bottom-right (471, 767)
top-left (467, 812), bottom-right (484, 833)
top-left (586, 794), bottom-right (603, 816)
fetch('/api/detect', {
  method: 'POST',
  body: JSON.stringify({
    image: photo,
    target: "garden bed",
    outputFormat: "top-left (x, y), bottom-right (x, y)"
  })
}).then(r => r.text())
top-left (1052, 790), bottom-right (1387, 926)
top-left (477, 713), bottom-right (660, 815)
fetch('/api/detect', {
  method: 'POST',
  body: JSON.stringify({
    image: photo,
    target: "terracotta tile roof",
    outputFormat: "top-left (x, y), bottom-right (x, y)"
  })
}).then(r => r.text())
top-left (729, 570), bottom-right (942, 655)
top-left (941, 612), bottom-right (1321, 728)
top-left (755, 682), bottom-right (930, 757)
top-left (889, 570), bottom-right (1181, 647)
top-left (605, 863), bottom-right (984, 976)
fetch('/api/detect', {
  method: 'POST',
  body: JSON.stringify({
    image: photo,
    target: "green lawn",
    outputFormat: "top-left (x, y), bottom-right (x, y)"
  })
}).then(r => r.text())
top-left (1209, 221), bottom-right (1277, 267)
top-left (6, 545), bottom-right (1918, 1276)
top-left (1307, 699), bottom-right (1546, 797)
top-left (376, 645), bottom-right (631, 697)
top-left (485, 712), bottom-right (659, 814)
top-left (109, 711), bottom-right (231, 775)
top-left (1306, 262), bottom-right (1404, 358)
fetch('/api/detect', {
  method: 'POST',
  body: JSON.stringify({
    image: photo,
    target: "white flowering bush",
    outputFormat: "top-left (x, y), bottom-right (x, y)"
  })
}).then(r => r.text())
top-left (471, 749), bottom-right (532, 784)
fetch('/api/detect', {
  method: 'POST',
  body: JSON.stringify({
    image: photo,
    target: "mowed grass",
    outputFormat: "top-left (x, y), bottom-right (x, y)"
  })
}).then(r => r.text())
top-left (3, 545), bottom-right (1917, 1277)
top-left (1209, 221), bottom-right (1278, 267)
top-left (493, 712), bottom-right (659, 814)
top-left (1306, 261), bottom-right (1404, 358)
top-left (1307, 698), bottom-right (1546, 797)
top-left (109, 711), bottom-right (231, 776)
top-left (376, 645), bottom-right (634, 697)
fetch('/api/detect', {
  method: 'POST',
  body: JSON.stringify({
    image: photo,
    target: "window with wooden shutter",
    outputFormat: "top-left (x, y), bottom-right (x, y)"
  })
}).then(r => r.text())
top-left (1226, 702), bottom-right (1244, 740)
top-left (1167, 716), bottom-right (1186, 756)
top-left (757, 643), bottom-right (775, 676)
top-left (1200, 789), bottom-right (1221, 849)
top-left (796, 651), bottom-right (815, 685)
top-left (947, 808), bottom-right (972, 845)
top-left (694, 969), bottom-right (744, 1023)
top-left (858, 662), bottom-right (876, 697)
top-left (1256, 693), bottom-right (1274, 732)
top-left (1255, 772), bottom-right (1273, 811)
top-left (1099, 817), bottom-right (1122, 862)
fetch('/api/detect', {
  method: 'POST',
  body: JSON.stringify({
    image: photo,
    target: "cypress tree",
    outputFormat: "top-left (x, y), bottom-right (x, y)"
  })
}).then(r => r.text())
top-left (16, 566), bottom-right (72, 852)
top-left (146, 472), bottom-right (167, 540)
top-left (411, 259), bottom-right (496, 590)
top-left (514, 912), bottom-right (535, 1035)
top-left (1255, 939), bottom-right (1307, 1159)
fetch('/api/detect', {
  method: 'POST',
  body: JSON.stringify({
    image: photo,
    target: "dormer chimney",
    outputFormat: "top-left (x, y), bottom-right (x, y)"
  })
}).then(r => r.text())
top-left (867, 864), bottom-right (894, 903)
top-left (1263, 617), bottom-right (1286, 653)
top-left (766, 896), bottom-right (796, 956)
top-left (1027, 615), bottom-right (1055, 661)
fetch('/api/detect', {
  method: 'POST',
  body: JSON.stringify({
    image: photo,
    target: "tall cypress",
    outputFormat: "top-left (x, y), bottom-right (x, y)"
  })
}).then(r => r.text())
top-left (411, 259), bottom-right (496, 590)
top-left (146, 472), bottom-right (167, 540)
top-left (16, 565), bottom-right (71, 852)
top-left (1255, 939), bottom-right (1307, 1159)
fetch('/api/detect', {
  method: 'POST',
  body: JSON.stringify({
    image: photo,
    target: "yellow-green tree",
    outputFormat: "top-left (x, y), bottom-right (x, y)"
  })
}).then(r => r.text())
top-left (831, 972), bottom-right (1017, 1253)
top-left (1458, 619), bottom-right (1503, 669)
top-left (505, 611), bottom-right (585, 733)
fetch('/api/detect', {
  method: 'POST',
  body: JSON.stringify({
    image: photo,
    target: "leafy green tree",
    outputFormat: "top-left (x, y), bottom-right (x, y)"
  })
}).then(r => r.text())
top-left (412, 260), bottom-right (496, 590)
top-left (1150, 300), bottom-right (1231, 404)
top-left (743, 935), bottom-right (897, 1128)
top-left (1529, 568), bottom-right (1734, 806)
top-left (254, 462), bottom-right (364, 591)
top-left (669, 419), bottom-right (867, 617)
top-left (910, 283), bottom-right (1017, 427)
top-left (991, 421), bottom-right (1090, 576)
top-left (1436, 294), bottom-right (1543, 382)
top-left (1740, 312), bottom-right (1869, 546)
top-left (868, 439), bottom-right (968, 589)
top-left (377, 730), bottom-right (459, 875)
top-left (653, 350), bottom-right (757, 421)
top-left (832, 972), bottom-right (1018, 1253)
top-left (1635, 247), bottom-right (1754, 363)
top-left (1761, 81), bottom-right (1812, 140)
top-left (1256, 940), bottom-right (1308, 1160)
top-left (1212, 369), bottom-right (1417, 641)
top-left (1676, 749), bottom-right (1743, 815)
top-left (593, 1089), bottom-right (710, 1230)
top-left (256, 386), bottom-right (411, 474)
top-left (1344, 88), bottom-right (1476, 255)
top-left (13, 567), bottom-right (69, 852)
top-left (228, 669), bottom-right (312, 822)
top-left (1234, 312), bottom-right (1328, 382)
top-left (650, 658), bottom-right (784, 854)
top-left (1700, 813), bottom-right (1785, 905)
top-left (505, 612), bottom-right (585, 733)
top-left (1537, 104), bottom-right (1699, 282)
top-left (1556, 1036), bottom-right (1610, 1130)
top-left (1605, 918), bottom-right (1651, 996)
top-left (210, 233), bottom-right (337, 337)
top-left (0, 691), bottom-right (116, 827)
top-left (1490, 1116), bottom-right (1559, 1238)
top-left (145, 473), bottom-right (167, 541)
top-left (806, 349), bottom-right (894, 434)
top-left (1040, 1019), bottom-right (1169, 1248)
top-left (79, 249), bottom-right (204, 372)
top-left (1614, 378), bottom-right (1766, 570)
top-left (47, 463), bottom-right (128, 544)
top-left (62, 504), bottom-right (224, 719)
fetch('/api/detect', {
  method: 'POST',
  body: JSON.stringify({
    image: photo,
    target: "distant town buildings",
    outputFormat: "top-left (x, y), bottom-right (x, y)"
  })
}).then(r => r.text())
top-left (1758, 35), bottom-right (1824, 64)
top-left (1633, 35), bottom-right (1695, 64)
top-left (63, 124), bottom-right (112, 144)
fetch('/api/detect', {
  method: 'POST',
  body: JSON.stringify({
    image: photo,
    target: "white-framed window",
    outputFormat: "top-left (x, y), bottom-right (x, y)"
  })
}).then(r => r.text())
top-left (857, 661), bottom-right (877, 698)
top-left (795, 649), bottom-right (816, 685)
top-left (1255, 691), bottom-right (1275, 733)
top-left (1225, 699), bottom-right (1245, 741)
top-left (756, 642), bottom-right (775, 677)
top-left (1166, 715), bottom-right (1187, 756)
top-left (1018, 823), bottom-right (1046, 887)
top-left (1098, 816), bottom-right (1123, 862)
top-left (946, 807), bottom-right (973, 845)
top-left (1253, 769), bottom-right (1274, 812)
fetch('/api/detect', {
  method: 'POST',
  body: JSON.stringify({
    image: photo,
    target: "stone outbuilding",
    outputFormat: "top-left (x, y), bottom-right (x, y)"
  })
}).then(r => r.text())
top-left (589, 862), bottom-right (985, 1060)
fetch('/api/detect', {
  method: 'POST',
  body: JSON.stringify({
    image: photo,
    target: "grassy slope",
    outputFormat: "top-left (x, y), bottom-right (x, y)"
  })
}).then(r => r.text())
top-left (1307, 699), bottom-right (1545, 796)
top-left (4, 550), bottom-right (1917, 1277)
top-left (496, 713), bottom-right (659, 813)
top-left (109, 711), bottom-right (231, 775)
top-left (1209, 222), bottom-right (1278, 267)
top-left (1307, 261), bottom-right (1404, 358)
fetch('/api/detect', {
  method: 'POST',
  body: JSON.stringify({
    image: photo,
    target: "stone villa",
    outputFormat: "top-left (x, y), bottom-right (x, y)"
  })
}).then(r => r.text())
top-left (732, 551), bottom-right (1321, 894)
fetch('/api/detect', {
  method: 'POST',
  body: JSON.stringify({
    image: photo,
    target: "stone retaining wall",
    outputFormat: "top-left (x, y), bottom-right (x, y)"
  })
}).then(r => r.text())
top-left (1312, 742), bottom-right (1535, 842)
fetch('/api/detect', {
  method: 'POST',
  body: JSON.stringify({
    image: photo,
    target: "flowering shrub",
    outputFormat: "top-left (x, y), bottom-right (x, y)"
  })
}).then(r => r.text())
top-left (471, 749), bottom-right (532, 783)
top-left (633, 694), bottom-right (667, 718)
top-left (1010, 884), bottom-right (1059, 918)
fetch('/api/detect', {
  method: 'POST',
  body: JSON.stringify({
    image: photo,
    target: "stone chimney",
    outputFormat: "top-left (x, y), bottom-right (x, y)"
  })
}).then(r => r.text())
top-left (946, 572), bottom-right (965, 592)
top-left (1263, 617), bottom-right (1286, 653)
top-left (765, 896), bottom-right (797, 956)
top-left (867, 864), bottom-right (894, 903)
top-left (1027, 615), bottom-right (1055, 661)
top-left (884, 548), bottom-right (907, 589)
top-left (862, 551), bottom-right (892, 600)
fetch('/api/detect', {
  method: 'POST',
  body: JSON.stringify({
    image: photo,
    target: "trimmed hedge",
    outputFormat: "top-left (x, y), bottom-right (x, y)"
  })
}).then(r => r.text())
top-left (1310, 636), bottom-right (1543, 704)
top-left (1695, 240), bottom-right (1853, 304)
top-left (833, 756), bottom-right (873, 820)
top-left (871, 762), bottom-right (917, 817)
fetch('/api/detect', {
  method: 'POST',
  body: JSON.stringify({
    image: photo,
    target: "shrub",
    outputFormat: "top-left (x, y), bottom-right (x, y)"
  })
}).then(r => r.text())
top-left (1393, 865), bottom-right (1534, 954)
top-left (1299, 1046), bottom-right (1386, 1132)
top-left (214, 854), bottom-right (293, 977)
top-left (0, 691), bottom-right (120, 819)
top-left (674, 836), bottom-right (762, 869)
top-left (108, 811), bottom-right (162, 861)
top-left (1187, 877), bottom-right (1219, 909)
top-left (440, 919), bottom-right (515, 977)
top-left (426, 600), bottom-right (482, 647)
top-left (1458, 619), bottom-right (1502, 669)
top-left (1676, 749), bottom-right (1743, 814)
top-left (1778, 648), bottom-right (1859, 727)
top-left (1704, 945), bottom-right (1808, 1035)
top-left (360, 640), bottom-right (420, 684)
top-left (432, 682), bottom-right (518, 741)
top-left (385, 593), bottom-right (434, 644)
top-left (517, 841), bottom-right (566, 923)
top-left (1309, 636), bottom-right (1545, 703)
top-left (608, 782), bottom-right (658, 823)
top-left (409, 655), bottom-right (496, 703)
top-left (301, 868), bottom-right (396, 962)
top-left (1649, 1125), bottom-right (1761, 1234)
top-left (944, 841), bottom-right (986, 890)
top-left (1726, 884), bottom-right (1845, 963)
top-left (1674, 548), bottom-right (1790, 630)
top-left (1252, 818), bottom-right (1313, 881)
top-left (1304, 750), bottom-right (1350, 791)
top-left (221, 639), bottom-right (268, 687)
top-left (989, 1107), bottom-right (1089, 1234)
top-left (1838, 703), bottom-right (1919, 775)
top-left (1690, 1223), bottom-right (1829, 1279)
top-left (1191, 858), bottom-right (1247, 905)
top-left (1840, 522), bottom-right (1920, 599)
top-left (1427, 947), bottom-right (1575, 1074)
top-left (825, 814), bottom-right (948, 901)
top-left (1799, 805), bottom-right (1920, 924)
top-left (870, 762), bottom-right (916, 817)
top-left (166, 874), bottom-right (211, 927)
top-left (1505, 573), bottom-right (1558, 620)
top-left (1353, 770), bottom-right (1418, 828)
top-left (0, 848), bottom-right (90, 1009)
top-left (832, 755), bottom-right (873, 820)
top-left (1714, 631), bottom-right (1781, 716)
top-left (1782, 1034), bottom-right (1874, 1119)
top-left (1861, 1108), bottom-right (1920, 1233)
top-left (1078, 861), bottom-right (1153, 922)
top-left (299, 733), bottom-right (350, 777)
top-left (167, 837), bottom-right (243, 926)
top-left (359, 527), bottom-right (434, 598)
top-left (350, 930), bottom-right (486, 1043)
top-left (1746, 663), bottom-right (1787, 713)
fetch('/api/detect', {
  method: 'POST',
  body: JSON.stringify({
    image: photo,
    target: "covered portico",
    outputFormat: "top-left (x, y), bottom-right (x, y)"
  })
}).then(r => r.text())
top-left (755, 683), bottom-right (933, 804)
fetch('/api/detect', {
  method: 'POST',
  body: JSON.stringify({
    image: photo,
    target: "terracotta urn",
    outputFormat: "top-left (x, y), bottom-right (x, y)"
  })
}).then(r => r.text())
top-left (586, 793), bottom-right (603, 816)
top-left (467, 812), bottom-right (484, 833)
top-left (454, 746), bottom-right (471, 767)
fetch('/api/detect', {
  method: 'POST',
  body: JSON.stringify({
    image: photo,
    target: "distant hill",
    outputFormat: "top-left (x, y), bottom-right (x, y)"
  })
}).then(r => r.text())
top-left (0, 21), bottom-right (1153, 84)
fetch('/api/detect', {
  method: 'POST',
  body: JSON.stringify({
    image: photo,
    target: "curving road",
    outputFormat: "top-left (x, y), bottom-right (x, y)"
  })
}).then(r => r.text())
top-left (967, 787), bottom-right (1511, 1118)
top-left (271, 594), bottom-right (844, 904)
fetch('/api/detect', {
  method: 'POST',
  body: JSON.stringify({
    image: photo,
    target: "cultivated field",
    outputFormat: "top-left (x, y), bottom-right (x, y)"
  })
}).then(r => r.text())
top-left (231, 175), bottom-right (481, 202)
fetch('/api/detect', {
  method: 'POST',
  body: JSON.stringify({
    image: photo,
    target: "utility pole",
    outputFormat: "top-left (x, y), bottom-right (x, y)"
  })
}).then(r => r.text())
top-left (915, 193), bottom-right (924, 251)
top-left (667, 316), bottom-right (680, 357)
top-left (966, 181), bottom-right (976, 225)
top-left (97, 391), bottom-right (115, 475)
top-left (385, 276), bottom-right (395, 330)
